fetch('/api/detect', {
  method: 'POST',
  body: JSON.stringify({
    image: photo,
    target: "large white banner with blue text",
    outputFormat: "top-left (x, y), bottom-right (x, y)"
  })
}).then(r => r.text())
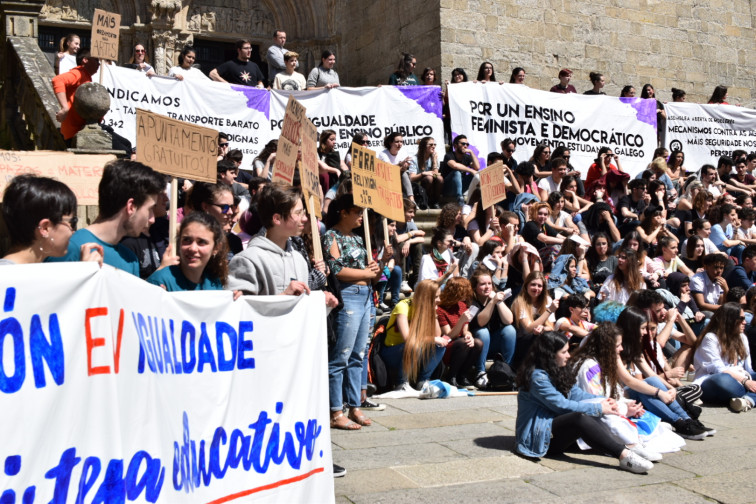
top-left (268, 86), bottom-right (445, 157)
top-left (665, 102), bottom-right (756, 171)
top-left (448, 82), bottom-right (658, 176)
top-left (0, 263), bottom-right (334, 503)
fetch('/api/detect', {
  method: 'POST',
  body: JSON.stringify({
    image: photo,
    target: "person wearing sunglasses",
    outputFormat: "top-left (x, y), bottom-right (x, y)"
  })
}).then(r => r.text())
top-left (187, 182), bottom-right (241, 259)
top-left (441, 134), bottom-right (480, 205)
top-left (124, 43), bottom-right (156, 76)
top-left (1, 175), bottom-right (102, 266)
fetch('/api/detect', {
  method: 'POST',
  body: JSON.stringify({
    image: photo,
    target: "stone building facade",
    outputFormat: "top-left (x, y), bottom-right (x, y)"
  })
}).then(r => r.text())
top-left (36, 0), bottom-right (756, 106)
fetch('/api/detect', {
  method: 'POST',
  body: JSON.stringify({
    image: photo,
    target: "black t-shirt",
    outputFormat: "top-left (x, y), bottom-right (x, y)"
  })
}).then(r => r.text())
top-left (522, 221), bottom-right (557, 249)
top-left (441, 151), bottom-right (473, 176)
top-left (215, 58), bottom-right (264, 86)
top-left (616, 195), bottom-right (647, 222)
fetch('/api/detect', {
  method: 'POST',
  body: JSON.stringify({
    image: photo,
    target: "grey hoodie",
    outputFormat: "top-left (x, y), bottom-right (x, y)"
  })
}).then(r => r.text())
top-left (227, 233), bottom-right (309, 295)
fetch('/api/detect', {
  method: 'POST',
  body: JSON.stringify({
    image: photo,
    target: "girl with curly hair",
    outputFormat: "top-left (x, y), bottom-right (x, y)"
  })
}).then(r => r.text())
top-left (514, 331), bottom-right (655, 473)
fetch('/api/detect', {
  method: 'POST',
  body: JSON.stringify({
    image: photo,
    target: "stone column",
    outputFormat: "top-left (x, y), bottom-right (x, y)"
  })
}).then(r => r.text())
top-left (0, 0), bottom-right (45, 39)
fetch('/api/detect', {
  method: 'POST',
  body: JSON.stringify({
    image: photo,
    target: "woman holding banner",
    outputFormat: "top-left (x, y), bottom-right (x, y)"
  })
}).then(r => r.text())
top-left (125, 43), bottom-right (156, 76)
top-left (1, 175), bottom-right (102, 265)
top-left (147, 212), bottom-right (227, 291)
top-left (324, 194), bottom-right (381, 430)
top-left (169, 46), bottom-right (210, 81)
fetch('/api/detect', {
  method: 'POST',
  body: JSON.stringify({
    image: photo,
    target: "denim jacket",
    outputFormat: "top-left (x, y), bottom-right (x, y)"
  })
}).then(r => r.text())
top-left (515, 369), bottom-right (603, 457)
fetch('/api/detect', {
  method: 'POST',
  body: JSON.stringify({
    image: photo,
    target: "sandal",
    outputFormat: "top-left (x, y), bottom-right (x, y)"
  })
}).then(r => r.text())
top-left (348, 408), bottom-right (372, 427)
top-left (330, 412), bottom-right (361, 430)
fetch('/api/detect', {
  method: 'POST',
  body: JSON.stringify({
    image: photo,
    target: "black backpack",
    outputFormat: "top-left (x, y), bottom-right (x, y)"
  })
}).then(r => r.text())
top-left (367, 315), bottom-right (392, 393)
top-left (411, 182), bottom-right (429, 210)
top-left (486, 353), bottom-right (517, 391)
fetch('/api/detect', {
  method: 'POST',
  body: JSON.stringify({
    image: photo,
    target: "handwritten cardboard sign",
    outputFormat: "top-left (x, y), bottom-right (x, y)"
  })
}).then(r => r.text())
top-left (300, 117), bottom-right (321, 218)
top-left (90, 9), bottom-right (121, 61)
top-left (350, 143), bottom-right (405, 222)
top-left (479, 160), bottom-right (508, 209)
top-left (272, 95), bottom-right (305, 185)
top-left (136, 108), bottom-right (217, 183)
top-left (0, 150), bottom-right (116, 205)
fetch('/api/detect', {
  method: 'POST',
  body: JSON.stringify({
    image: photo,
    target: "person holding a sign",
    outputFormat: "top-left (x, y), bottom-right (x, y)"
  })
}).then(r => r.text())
top-left (324, 194), bottom-right (381, 429)
top-left (52, 47), bottom-right (100, 141)
top-left (441, 135), bottom-right (480, 205)
top-left (1, 175), bottom-right (103, 266)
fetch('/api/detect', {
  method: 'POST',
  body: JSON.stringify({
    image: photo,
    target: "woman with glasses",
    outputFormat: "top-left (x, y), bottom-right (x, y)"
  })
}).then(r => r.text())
top-left (1, 175), bottom-right (102, 265)
top-left (125, 43), bottom-right (156, 76)
top-left (408, 136), bottom-right (443, 208)
top-left (186, 182), bottom-right (239, 259)
top-left (530, 143), bottom-right (551, 179)
top-left (418, 227), bottom-right (459, 285)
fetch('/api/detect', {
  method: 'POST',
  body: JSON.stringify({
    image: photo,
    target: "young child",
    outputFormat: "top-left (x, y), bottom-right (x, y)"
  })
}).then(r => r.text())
top-left (554, 294), bottom-right (596, 348)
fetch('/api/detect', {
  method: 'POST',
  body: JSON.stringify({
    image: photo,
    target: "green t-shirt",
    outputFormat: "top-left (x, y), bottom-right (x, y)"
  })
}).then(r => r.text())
top-left (147, 265), bottom-right (223, 292)
top-left (47, 228), bottom-right (139, 276)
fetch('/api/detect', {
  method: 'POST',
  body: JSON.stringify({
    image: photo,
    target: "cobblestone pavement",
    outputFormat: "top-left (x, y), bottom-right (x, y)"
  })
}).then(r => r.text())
top-left (332, 394), bottom-right (755, 503)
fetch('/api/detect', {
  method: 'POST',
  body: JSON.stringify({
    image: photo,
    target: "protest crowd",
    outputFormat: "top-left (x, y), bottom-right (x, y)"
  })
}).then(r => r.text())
top-left (6, 28), bottom-right (756, 479)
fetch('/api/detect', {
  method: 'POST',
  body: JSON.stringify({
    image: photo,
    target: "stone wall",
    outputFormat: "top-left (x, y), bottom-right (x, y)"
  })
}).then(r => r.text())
top-left (337, 0), bottom-right (441, 86)
top-left (439, 0), bottom-right (756, 106)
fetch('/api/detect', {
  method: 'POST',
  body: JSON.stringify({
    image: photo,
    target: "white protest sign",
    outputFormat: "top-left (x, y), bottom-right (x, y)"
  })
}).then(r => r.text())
top-left (666, 102), bottom-right (756, 170)
top-left (448, 82), bottom-right (658, 176)
top-left (0, 263), bottom-right (334, 503)
top-left (269, 86), bottom-right (445, 157)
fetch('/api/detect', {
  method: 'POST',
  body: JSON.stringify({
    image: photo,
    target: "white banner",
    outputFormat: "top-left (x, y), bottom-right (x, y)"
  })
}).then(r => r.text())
top-left (0, 263), bottom-right (334, 503)
top-left (101, 66), bottom-right (270, 171)
top-left (666, 102), bottom-right (756, 169)
top-left (101, 65), bottom-right (444, 172)
top-left (448, 82), bottom-right (658, 176)
top-left (269, 87), bottom-right (445, 157)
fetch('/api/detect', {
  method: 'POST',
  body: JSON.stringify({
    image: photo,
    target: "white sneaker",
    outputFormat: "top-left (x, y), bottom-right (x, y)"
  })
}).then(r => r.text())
top-left (475, 371), bottom-right (489, 389)
top-left (400, 281), bottom-right (413, 294)
top-left (729, 397), bottom-right (753, 413)
top-left (629, 444), bottom-right (662, 462)
top-left (619, 451), bottom-right (654, 474)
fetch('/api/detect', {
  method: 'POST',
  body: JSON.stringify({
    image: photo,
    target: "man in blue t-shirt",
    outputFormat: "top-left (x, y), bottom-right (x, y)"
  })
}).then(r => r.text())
top-left (48, 159), bottom-right (165, 275)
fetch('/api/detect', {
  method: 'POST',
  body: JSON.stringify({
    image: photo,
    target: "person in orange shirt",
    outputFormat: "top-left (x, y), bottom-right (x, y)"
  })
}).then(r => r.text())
top-left (52, 46), bottom-right (100, 141)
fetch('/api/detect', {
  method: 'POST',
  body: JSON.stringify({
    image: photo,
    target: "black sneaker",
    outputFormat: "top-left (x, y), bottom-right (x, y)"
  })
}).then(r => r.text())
top-left (360, 399), bottom-right (386, 411)
top-left (333, 463), bottom-right (346, 478)
top-left (692, 419), bottom-right (716, 436)
top-left (674, 418), bottom-right (708, 440)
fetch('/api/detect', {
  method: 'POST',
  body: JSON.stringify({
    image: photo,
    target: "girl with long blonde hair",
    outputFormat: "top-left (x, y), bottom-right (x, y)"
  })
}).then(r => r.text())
top-left (381, 280), bottom-right (447, 389)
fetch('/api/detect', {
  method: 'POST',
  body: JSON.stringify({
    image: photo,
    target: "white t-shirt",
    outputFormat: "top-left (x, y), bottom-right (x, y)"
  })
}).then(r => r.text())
top-left (273, 71), bottom-right (307, 91)
top-left (378, 148), bottom-right (411, 166)
top-left (537, 176), bottom-right (559, 194)
top-left (58, 53), bottom-right (77, 74)
top-left (168, 65), bottom-right (210, 81)
top-left (419, 249), bottom-right (454, 284)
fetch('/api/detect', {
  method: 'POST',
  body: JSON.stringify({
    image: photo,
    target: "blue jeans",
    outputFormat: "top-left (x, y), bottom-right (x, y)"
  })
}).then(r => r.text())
top-left (376, 265), bottom-right (403, 307)
top-left (443, 170), bottom-right (473, 204)
top-left (473, 324), bottom-right (516, 372)
top-left (329, 284), bottom-right (372, 411)
top-left (380, 342), bottom-right (446, 384)
top-left (700, 372), bottom-right (756, 406)
top-left (625, 376), bottom-right (689, 423)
